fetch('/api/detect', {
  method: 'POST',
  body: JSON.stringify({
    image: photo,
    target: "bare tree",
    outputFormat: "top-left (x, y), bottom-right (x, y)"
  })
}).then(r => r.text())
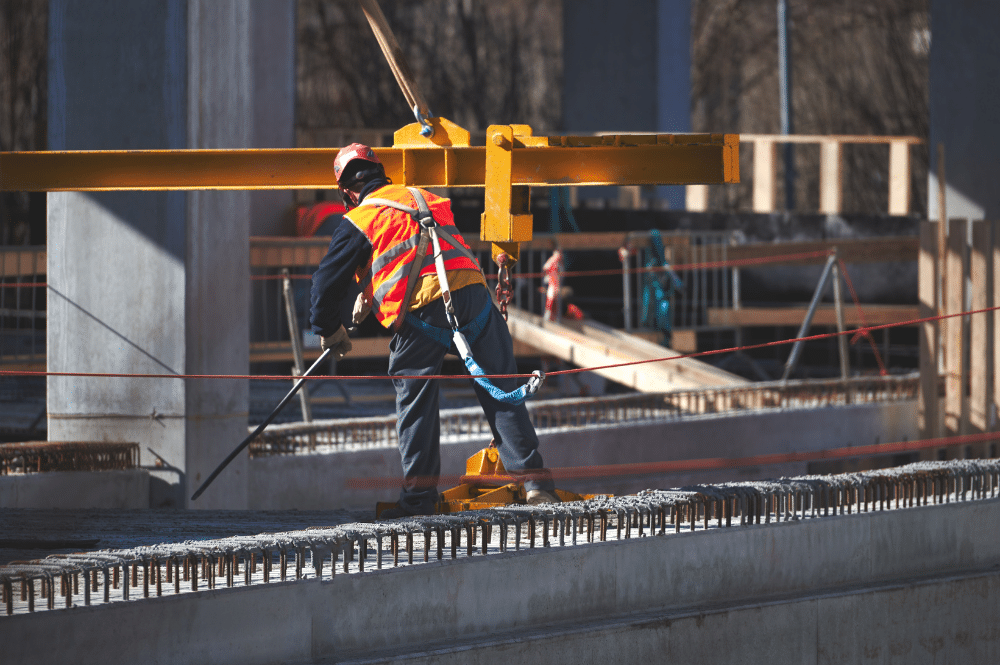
top-left (297, 0), bottom-right (562, 143)
top-left (692, 0), bottom-right (929, 216)
top-left (0, 0), bottom-right (47, 245)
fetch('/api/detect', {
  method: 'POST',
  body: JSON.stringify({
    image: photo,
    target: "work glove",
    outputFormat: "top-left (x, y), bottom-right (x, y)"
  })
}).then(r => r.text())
top-left (321, 325), bottom-right (352, 360)
top-left (352, 292), bottom-right (372, 326)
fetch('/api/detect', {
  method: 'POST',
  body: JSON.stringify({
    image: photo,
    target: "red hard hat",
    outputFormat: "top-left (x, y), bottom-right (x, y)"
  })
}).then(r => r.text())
top-left (333, 143), bottom-right (380, 186)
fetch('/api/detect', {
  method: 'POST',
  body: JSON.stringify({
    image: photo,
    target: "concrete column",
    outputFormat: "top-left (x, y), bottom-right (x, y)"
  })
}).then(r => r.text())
top-left (562, 0), bottom-right (691, 207)
top-left (47, 0), bottom-right (294, 508)
top-left (928, 0), bottom-right (1000, 220)
top-left (249, 0), bottom-right (296, 236)
top-left (655, 0), bottom-right (692, 207)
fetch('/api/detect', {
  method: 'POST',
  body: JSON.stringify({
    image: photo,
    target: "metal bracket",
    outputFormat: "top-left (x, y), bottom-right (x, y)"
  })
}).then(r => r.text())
top-left (482, 124), bottom-right (534, 266)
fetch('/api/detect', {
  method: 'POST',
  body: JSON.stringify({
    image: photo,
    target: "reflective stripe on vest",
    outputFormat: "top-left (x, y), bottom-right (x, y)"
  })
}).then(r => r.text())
top-left (344, 185), bottom-right (480, 327)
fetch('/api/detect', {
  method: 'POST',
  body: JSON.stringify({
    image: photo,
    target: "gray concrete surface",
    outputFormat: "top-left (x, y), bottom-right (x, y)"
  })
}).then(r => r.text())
top-left (2, 496), bottom-right (996, 664)
top-left (46, 0), bottom-right (294, 509)
top-left (345, 570), bottom-right (1000, 665)
top-left (0, 471), bottom-right (149, 509)
top-left (0, 508), bottom-right (371, 565)
top-left (928, 0), bottom-right (1000, 220)
top-left (249, 400), bottom-right (918, 509)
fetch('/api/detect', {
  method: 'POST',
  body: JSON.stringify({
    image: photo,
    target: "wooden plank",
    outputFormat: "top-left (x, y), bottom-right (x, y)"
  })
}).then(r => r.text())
top-left (247, 235), bottom-right (917, 269)
top-left (970, 221), bottom-right (991, 435)
top-left (505, 307), bottom-right (745, 392)
top-left (819, 140), bottom-right (842, 214)
top-left (753, 139), bottom-right (777, 213)
top-left (249, 238), bottom-right (329, 268)
top-left (918, 221), bottom-right (940, 442)
top-left (888, 140), bottom-right (911, 216)
top-left (994, 221), bottom-right (1000, 443)
top-left (686, 185), bottom-right (708, 212)
top-left (0, 248), bottom-right (46, 278)
top-left (706, 304), bottom-right (919, 327)
top-left (944, 219), bottom-right (968, 441)
top-left (714, 237), bottom-right (918, 267)
top-left (740, 134), bottom-right (924, 145)
top-left (671, 329), bottom-right (698, 353)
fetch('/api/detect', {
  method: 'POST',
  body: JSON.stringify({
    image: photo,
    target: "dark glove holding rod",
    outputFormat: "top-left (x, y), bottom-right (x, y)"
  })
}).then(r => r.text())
top-left (321, 325), bottom-right (353, 360)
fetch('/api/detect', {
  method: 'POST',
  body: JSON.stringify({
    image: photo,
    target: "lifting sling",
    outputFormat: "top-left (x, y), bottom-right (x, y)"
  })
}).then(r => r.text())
top-left (358, 188), bottom-right (544, 405)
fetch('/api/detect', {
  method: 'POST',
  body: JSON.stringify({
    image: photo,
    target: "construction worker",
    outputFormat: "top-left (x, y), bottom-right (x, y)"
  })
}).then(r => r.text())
top-left (310, 143), bottom-right (559, 518)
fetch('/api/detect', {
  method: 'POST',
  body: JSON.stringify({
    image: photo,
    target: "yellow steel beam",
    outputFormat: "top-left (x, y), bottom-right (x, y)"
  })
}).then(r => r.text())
top-left (0, 124), bottom-right (738, 192)
top-left (0, 117), bottom-right (738, 265)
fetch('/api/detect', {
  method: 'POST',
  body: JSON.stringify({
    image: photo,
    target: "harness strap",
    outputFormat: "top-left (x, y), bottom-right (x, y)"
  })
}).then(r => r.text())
top-left (359, 189), bottom-right (484, 331)
top-left (359, 188), bottom-right (546, 405)
top-left (405, 298), bottom-right (492, 350)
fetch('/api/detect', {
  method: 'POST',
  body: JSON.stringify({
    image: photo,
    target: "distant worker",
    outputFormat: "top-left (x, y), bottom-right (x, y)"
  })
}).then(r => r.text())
top-left (310, 143), bottom-right (559, 518)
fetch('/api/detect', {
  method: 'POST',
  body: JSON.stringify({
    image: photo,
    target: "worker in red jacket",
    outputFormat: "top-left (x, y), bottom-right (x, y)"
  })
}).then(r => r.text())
top-left (310, 144), bottom-right (559, 518)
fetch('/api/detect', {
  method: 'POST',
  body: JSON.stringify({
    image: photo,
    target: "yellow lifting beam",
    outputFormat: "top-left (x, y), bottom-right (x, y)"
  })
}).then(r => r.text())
top-left (0, 120), bottom-right (738, 263)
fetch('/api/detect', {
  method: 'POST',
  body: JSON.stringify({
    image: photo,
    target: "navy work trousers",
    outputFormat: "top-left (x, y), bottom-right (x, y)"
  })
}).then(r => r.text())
top-left (388, 284), bottom-right (554, 514)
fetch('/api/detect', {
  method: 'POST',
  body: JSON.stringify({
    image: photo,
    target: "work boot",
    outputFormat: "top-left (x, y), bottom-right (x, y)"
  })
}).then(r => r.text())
top-left (526, 489), bottom-right (561, 505)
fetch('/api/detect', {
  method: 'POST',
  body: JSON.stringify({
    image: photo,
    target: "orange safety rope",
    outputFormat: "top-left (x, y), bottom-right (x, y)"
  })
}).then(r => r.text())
top-left (838, 258), bottom-right (887, 375)
top-left (1, 304), bottom-right (996, 382)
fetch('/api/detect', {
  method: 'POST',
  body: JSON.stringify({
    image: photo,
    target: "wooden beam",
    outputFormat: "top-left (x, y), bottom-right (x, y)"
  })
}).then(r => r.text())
top-left (250, 238), bottom-right (329, 269)
top-left (714, 237), bottom-right (918, 267)
top-left (994, 221), bottom-right (1000, 445)
top-left (918, 221), bottom-right (940, 442)
top-left (819, 140), bottom-right (842, 214)
top-left (706, 305), bottom-right (919, 328)
top-left (970, 221), bottom-right (991, 436)
top-left (685, 185), bottom-right (708, 212)
top-left (753, 139), bottom-right (777, 213)
top-left (0, 248), bottom-right (46, 278)
top-left (944, 219), bottom-right (968, 441)
top-left (888, 140), bottom-right (911, 216)
top-left (245, 235), bottom-right (919, 270)
top-left (505, 307), bottom-right (745, 392)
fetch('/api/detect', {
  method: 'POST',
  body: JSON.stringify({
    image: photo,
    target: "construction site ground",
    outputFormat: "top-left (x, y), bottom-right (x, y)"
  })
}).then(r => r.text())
top-left (0, 508), bottom-right (372, 566)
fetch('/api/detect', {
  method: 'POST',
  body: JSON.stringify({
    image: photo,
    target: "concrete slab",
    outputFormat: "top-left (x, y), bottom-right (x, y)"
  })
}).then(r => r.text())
top-left (0, 471), bottom-right (148, 509)
top-left (344, 571), bottom-right (999, 665)
top-left (3, 497), bottom-right (997, 664)
top-left (249, 401), bottom-right (919, 509)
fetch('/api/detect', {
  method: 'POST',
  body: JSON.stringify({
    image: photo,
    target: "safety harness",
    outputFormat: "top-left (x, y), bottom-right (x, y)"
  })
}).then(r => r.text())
top-left (358, 188), bottom-right (544, 405)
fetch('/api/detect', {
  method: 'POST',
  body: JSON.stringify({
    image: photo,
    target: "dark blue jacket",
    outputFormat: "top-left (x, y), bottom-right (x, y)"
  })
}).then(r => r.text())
top-left (309, 179), bottom-right (388, 336)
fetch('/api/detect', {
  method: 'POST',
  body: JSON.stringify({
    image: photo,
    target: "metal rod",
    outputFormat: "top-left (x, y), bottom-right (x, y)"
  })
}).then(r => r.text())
top-left (190, 348), bottom-right (332, 501)
top-left (281, 269), bottom-right (313, 422)
top-left (782, 253), bottom-right (837, 380)
top-left (358, 0), bottom-right (433, 127)
top-left (777, 0), bottom-right (795, 211)
top-left (831, 250), bottom-right (849, 380)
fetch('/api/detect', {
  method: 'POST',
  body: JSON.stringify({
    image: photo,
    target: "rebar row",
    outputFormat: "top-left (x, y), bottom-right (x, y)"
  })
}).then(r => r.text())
top-left (3, 457), bottom-right (995, 617)
top-left (0, 442), bottom-right (139, 475)
top-left (248, 374), bottom-right (920, 457)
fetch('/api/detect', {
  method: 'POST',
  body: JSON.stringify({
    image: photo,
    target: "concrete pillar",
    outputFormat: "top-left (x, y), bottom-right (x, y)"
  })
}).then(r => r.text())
top-left (47, 0), bottom-right (295, 508)
top-left (562, 0), bottom-right (691, 208)
top-left (250, 0), bottom-right (296, 236)
top-left (928, 0), bottom-right (1000, 220)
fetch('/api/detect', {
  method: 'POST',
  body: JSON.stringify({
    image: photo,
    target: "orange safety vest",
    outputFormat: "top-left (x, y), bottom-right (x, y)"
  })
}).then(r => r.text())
top-left (344, 184), bottom-right (482, 328)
